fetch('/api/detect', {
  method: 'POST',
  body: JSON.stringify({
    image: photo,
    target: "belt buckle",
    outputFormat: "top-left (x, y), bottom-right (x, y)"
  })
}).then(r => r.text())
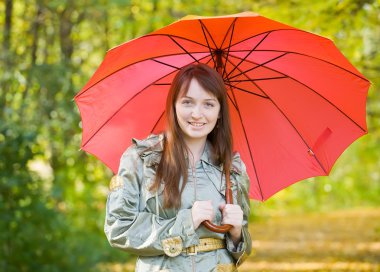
top-left (186, 245), bottom-right (197, 256)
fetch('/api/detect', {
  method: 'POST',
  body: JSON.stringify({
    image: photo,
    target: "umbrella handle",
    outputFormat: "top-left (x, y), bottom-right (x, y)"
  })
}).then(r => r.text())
top-left (202, 172), bottom-right (233, 233)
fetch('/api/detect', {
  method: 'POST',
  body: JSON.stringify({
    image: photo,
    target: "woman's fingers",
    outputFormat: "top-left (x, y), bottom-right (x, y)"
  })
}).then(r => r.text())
top-left (191, 200), bottom-right (215, 229)
top-left (221, 204), bottom-right (243, 226)
top-left (193, 202), bottom-right (244, 230)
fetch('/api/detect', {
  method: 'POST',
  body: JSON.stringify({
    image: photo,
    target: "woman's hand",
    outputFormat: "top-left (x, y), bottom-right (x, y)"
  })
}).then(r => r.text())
top-left (191, 200), bottom-right (215, 230)
top-left (219, 203), bottom-right (243, 245)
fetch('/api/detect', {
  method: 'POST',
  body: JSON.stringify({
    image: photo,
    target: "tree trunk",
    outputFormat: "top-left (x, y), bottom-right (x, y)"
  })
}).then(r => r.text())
top-left (31, 5), bottom-right (43, 66)
top-left (19, 3), bottom-right (43, 117)
top-left (3, 0), bottom-right (13, 62)
top-left (59, 6), bottom-right (74, 63)
top-left (1, 0), bottom-right (14, 119)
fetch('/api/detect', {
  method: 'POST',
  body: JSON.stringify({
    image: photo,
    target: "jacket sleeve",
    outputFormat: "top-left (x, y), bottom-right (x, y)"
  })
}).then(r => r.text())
top-left (104, 145), bottom-right (199, 257)
top-left (225, 157), bottom-right (253, 266)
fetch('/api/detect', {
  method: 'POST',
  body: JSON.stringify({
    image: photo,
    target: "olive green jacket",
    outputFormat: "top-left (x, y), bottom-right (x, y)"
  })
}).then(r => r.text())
top-left (105, 134), bottom-right (252, 272)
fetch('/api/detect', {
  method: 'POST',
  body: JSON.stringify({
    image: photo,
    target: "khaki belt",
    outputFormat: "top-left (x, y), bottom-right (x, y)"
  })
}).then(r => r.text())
top-left (182, 238), bottom-right (225, 255)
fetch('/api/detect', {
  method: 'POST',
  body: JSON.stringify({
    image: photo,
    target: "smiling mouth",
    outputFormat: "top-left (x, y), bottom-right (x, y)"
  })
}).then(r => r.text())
top-left (188, 122), bottom-right (205, 127)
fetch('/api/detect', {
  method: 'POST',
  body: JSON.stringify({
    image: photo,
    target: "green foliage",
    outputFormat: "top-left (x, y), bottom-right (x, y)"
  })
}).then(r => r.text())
top-left (1, 0), bottom-right (379, 270)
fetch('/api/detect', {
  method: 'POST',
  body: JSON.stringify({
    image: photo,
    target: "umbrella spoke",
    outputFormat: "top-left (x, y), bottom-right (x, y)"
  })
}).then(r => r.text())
top-left (220, 18), bottom-right (237, 49)
top-left (225, 82), bottom-right (269, 99)
top-left (224, 56), bottom-right (271, 98)
top-left (222, 29), bottom-right (306, 50)
top-left (228, 76), bottom-right (287, 82)
top-left (151, 110), bottom-right (165, 134)
top-left (226, 92), bottom-right (238, 111)
top-left (151, 56), bottom-right (215, 86)
top-left (226, 78), bottom-right (264, 200)
top-left (228, 49), bottom-right (369, 82)
top-left (168, 36), bottom-right (200, 64)
top-left (145, 33), bottom-right (210, 49)
top-left (229, 52), bottom-right (288, 80)
top-left (225, 32), bottom-right (271, 79)
top-left (199, 20), bottom-right (218, 50)
top-left (228, 54), bottom-right (367, 133)
top-left (152, 59), bottom-right (180, 70)
top-left (221, 18), bottom-right (237, 80)
top-left (199, 20), bottom-right (218, 69)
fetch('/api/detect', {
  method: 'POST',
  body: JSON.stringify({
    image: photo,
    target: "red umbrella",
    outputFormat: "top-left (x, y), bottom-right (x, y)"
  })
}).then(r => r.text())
top-left (75, 12), bottom-right (370, 202)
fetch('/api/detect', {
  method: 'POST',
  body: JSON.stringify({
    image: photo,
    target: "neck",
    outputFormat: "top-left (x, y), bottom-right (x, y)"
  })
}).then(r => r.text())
top-left (184, 137), bottom-right (207, 164)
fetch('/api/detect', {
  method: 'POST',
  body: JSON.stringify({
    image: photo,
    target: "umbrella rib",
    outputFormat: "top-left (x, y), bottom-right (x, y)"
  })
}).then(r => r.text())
top-left (81, 55), bottom-right (213, 148)
top-left (224, 57), bottom-right (271, 99)
top-left (229, 52), bottom-right (288, 80)
top-left (198, 20), bottom-right (217, 68)
top-left (224, 82), bottom-right (269, 99)
top-left (224, 66), bottom-right (240, 113)
top-left (199, 20), bottom-right (218, 49)
top-left (225, 32), bottom-right (271, 79)
top-left (226, 91), bottom-right (238, 111)
top-left (228, 54), bottom-right (367, 133)
top-left (229, 76), bottom-right (288, 82)
top-left (152, 59), bottom-right (180, 70)
top-left (128, 33), bottom-right (211, 49)
top-left (226, 57), bottom-right (329, 174)
top-left (229, 49), bottom-right (369, 82)
top-left (220, 18), bottom-right (237, 49)
top-left (151, 110), bottom-right (165, 134)
top-left (168, 35), bottom-right (200, 64)
top-left (222, 28), bottom-right (316, 51)
top-left (221, 18), bottom-right (237, 79)
top-left (225, 75), bottom-right (265, 201)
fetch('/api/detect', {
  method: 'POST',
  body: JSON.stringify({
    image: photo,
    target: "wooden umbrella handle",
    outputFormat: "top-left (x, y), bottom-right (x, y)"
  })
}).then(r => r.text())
top-left (202, 172), bottom-right (233, 233)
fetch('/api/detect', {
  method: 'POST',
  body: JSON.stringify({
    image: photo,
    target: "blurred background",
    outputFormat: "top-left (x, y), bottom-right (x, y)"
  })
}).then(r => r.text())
top-left (0, 0), bottom-right (379, 271)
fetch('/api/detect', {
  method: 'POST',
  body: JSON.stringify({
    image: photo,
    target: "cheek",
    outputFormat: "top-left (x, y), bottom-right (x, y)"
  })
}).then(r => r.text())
top-left (175, 104), bottom-right (181, 117)
top-left (211, 107), bottom-right (221, 121)
top-left (175, 106), bottom-right (187, 122)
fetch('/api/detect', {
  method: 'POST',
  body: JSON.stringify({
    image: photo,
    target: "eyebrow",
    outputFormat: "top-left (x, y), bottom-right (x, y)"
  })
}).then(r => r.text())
top-left (181, 96), bottom-right (217, 102)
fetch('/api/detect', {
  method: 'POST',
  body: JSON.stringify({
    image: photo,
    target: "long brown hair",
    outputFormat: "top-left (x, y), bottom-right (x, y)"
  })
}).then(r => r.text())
top-left (152, 63), bottom-right (233, 209)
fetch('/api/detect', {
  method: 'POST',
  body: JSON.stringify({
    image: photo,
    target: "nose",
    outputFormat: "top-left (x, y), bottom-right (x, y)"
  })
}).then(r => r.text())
top-left (191, 105), bottom-right (202, 119)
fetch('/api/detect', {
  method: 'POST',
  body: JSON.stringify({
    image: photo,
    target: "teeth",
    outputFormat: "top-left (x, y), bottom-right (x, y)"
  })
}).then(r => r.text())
top-left (190, 122), bottom-right (204, 127)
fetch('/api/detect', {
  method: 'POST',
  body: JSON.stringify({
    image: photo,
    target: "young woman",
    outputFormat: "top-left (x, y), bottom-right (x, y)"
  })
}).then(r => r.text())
top-left (105, 63), bottom-right (252, 271)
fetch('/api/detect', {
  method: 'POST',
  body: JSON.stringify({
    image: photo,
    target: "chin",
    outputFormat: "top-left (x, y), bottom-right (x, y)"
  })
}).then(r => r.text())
top-left (184, 130), bottom-right (213, 141)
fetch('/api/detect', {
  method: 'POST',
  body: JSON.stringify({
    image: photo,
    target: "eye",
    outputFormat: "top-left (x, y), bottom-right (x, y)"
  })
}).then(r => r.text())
top-left (181, 99), bottom-right (192, 105)
top-left (205, 102), bottom-right (215, 108)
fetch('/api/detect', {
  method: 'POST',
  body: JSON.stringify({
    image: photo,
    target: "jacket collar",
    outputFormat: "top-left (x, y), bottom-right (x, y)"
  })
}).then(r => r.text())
top-left (198, 141), bottom-right (223, 172)
top-left (133, 133), bottom-right (241, 175)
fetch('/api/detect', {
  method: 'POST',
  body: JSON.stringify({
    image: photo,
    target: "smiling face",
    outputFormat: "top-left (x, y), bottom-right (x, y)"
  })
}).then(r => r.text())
top-left (175, 78), bottom-right (221, 145)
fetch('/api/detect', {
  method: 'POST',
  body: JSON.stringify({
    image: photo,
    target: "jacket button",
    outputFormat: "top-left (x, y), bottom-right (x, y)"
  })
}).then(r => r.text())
top-left (169, 246), bottom-right (176, 253)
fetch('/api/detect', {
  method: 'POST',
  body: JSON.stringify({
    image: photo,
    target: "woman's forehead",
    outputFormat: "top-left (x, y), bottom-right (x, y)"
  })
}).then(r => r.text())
top-left (178, 78), bottom-right (218, 100)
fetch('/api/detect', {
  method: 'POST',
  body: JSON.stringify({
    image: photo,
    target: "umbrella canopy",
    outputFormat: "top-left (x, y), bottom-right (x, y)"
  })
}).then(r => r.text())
top-left (75, 12), bottom-right (370, 201)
